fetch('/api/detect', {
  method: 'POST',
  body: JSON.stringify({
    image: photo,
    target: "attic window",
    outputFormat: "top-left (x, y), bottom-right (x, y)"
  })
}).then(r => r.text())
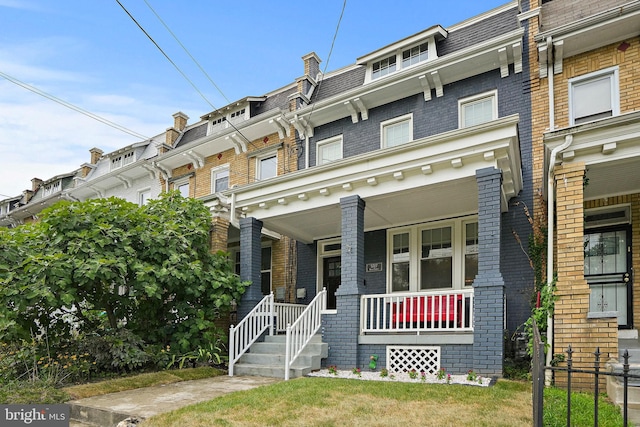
top-left (111, 151), bottom-right (135, 170)
top-left (372, 55), bottom-right (397, 80)
top-left (402, 42), bottom-right (428, 68)
top-left (42, 180), bottom-right (61, 197)
top-left (230, 108), bottom-right (246, 119)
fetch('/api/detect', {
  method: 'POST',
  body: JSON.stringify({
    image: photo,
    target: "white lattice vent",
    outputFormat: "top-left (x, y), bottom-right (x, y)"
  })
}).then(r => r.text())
top-left (386, 346), bottom-right (440, 375)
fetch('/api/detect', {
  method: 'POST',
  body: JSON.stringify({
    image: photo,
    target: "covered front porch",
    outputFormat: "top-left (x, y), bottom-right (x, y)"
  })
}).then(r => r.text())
top-left (229, 115), bottom-right (522, 376)
top-left (544, 111), bottom-right (640, 386)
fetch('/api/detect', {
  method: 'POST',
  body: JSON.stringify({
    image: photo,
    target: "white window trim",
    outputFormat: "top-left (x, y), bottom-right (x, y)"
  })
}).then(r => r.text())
top-left (138, 187), bottom-right (151, 206)
top-left (458, 90), bottom-right (498, 128)
top-left (316, 135), bottom-right (343, 166)
top-left (211, 164), bottom-right (230, 194)
top-left (386, 216), bottom-right (477, 293)
top-left (174, 178), bottom-right (190, 197)
top-left (380, 113), bottom-right (413, 149)
top-left (316, 238), bottom-right (342, 314)
top-left (256, 152), bottom-right (278, 181)
top-left (568, 66), bottom-right (620, 126)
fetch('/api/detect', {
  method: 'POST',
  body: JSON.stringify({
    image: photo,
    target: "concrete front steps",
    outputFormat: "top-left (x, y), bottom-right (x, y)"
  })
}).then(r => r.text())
top-left (233, 334), bottom-right (328, 379)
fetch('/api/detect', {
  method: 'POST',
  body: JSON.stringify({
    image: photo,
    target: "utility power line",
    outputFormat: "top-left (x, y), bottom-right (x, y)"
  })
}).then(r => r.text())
top-left (0, 70), bottom-right (150, 141)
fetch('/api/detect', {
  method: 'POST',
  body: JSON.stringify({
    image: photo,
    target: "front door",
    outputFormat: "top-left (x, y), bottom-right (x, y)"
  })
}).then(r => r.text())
top-left (323, 256), bottom-right (341, 310)
top-left (584, 226), bottom-right (632, 327)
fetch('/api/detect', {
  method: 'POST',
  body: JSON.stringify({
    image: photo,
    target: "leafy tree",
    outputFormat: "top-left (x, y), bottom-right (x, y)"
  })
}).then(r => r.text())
top-left (0, 192), bottom-right (248, 355)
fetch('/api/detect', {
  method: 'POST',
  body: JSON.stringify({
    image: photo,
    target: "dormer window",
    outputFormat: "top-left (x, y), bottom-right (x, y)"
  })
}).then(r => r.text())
top-left (402, 42), bottom-right (428, 68)
top-left (359, 26), bottom-right (447, 84)
top-left (372, 56), bottom-right (397, 80)
top-left (111, 151), bottom-right (135, 170)
top-left (230, 108), bottom-right (246, 119)
top-left (42, 180), bottom-right (61, 197)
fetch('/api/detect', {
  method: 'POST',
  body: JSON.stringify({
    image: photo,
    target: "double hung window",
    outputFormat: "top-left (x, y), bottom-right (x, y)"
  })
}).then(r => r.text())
top-left (388, 218), bottom-right (478, 292)
top-left (381, 114), bottom-right (413, 148)
top-left (459, 91), bottom-right (497, 128)
top-left (569, 67), bottom-right (619, 125)
top-left (316, 136), bottom-right (343, 165)
top-left (211, 166), bottom-right (230, 193)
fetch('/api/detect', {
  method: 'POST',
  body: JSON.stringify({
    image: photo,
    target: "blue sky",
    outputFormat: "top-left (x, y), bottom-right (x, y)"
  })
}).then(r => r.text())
top-left (0, 0), bottom-right (508, 197)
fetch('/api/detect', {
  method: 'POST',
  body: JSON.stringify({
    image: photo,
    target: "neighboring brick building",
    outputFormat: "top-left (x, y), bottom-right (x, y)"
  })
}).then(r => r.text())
top-left (153, 82), bottom-right (302, 308)
top-left (530, 0), bottom-right (640, 389)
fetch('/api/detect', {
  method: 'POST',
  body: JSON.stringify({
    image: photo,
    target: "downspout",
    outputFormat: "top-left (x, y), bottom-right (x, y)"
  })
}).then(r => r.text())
top-left (546, 133), bottom-right (572, 384)
top-left (544, 33), bottom-right (574, 382)
top-left (305, 135), bottom-right (310, 169)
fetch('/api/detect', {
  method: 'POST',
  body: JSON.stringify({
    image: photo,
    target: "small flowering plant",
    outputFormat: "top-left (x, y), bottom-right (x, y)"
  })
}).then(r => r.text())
top-left (420, 371), bottom-right (426, 382)
top-left (352, 367), bottom-right (361, 377)
top-left (436, 367), bottom-right (446, 380)
top-left (408, 369), bottom-right (418, 379)
top-left (466, 370), bottom-right (478, 382)
top-left (446, 373), bottom-right (451, 384)
top-left (327, 365), bottom-right (338, 375)
top-left (380, 368), bottom-right (388, 378)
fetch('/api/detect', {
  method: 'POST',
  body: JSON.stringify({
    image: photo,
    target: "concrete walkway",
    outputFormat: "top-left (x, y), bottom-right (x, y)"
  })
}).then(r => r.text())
top-left (68, 375), bottom-right (280, 427)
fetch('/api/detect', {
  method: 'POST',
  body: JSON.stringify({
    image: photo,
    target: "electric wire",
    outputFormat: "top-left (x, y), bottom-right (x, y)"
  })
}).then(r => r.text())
top-left (306, 0), bottom-right (347, 126)
top-left (142, 0), bottom-right (231, 105)
top-left (0, 70), bottom-right (150, 141)
top-left (115, 0), bottom-right (256, 149)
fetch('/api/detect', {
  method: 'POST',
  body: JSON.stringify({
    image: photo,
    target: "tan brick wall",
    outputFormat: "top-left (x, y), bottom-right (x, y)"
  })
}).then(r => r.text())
top-left (553, 162), bottom-right (618, 389)
top-left (209, 216), bottom-right (230, 253)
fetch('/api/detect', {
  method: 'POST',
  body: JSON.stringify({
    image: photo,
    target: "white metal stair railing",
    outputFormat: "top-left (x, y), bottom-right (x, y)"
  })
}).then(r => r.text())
top-left (273, 302), bottom-right (306, 333)
top-left (284, 288), bottom-right (326, 381)
top-left (228, 293), bottom-right (275, 377)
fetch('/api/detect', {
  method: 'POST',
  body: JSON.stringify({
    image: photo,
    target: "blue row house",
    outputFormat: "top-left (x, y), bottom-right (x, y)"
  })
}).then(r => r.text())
top-left (228, 1), bottom-right (535, 378)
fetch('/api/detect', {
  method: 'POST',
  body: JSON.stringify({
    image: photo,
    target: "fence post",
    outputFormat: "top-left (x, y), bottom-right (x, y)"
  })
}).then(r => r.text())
top-left (532, 319), bottom-right (545, 427)
top-left (566, 346), bottom-right (573, 427)
top-left (594, 347), bottom-right (600, 427)
top-left (623, 350), bottom-right (629, 427)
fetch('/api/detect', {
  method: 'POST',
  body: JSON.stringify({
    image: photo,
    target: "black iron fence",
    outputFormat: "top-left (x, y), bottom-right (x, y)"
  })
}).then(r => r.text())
top-left (532, 320), bottom-right (640, 426)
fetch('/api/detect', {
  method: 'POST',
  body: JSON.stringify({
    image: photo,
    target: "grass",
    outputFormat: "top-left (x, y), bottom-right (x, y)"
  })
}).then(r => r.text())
top-left (142, 378), bottom-right (534, 427)
top-left (544, 386), bottom-right (624, 427)
top-left (63, 367), bottom-right (224, 400)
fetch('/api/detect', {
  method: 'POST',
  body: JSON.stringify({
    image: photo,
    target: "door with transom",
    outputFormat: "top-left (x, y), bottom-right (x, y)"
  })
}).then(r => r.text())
top-left (584, 225), bottom-right (632, 328)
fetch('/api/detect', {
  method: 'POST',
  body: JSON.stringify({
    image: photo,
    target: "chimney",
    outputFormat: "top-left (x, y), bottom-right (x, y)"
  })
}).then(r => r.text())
top-left (302, 52), bottom-right (321, 78)
top-left (165, 112), bottom-right (189, 147)
top-left (173, 111), bottom-right (189, 131)
top-left (90, 147), bottom-right (103, 164)
top-left (31, 178), bottom-right (43, 192)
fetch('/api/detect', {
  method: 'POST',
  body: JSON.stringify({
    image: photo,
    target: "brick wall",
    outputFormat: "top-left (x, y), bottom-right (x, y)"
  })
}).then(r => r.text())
top-left (553, 162), bottom-right (618, 389)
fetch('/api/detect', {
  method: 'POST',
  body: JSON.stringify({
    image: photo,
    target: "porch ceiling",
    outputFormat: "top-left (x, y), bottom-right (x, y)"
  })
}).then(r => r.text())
top-left (544, 112), bottom-right (640, 201)
top-left (228, 115), bottom-right (521, 243)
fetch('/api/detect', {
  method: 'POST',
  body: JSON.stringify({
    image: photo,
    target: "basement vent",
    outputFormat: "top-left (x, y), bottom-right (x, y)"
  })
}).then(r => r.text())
top-left (585, 206), bottom-right (630, 228)
top-left (386, 346), bottom-right (440, 375)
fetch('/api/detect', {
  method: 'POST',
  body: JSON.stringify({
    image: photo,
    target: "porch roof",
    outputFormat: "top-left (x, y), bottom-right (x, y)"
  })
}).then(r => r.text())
top-left (227, 115), bottom-right (521, 243)
top-left (544, 111), bottom-right (640, 201)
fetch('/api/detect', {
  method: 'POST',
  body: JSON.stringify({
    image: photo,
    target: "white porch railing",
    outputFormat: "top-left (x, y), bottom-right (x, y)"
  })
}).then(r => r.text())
top-left (228, 293), bottom-right (275, 376)
top-left (360, 289), bottom-right (474, 334)
top-left (274, 302), bottom-right (306, 333)
top-left (284, 288), bottom-right (326, 381)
